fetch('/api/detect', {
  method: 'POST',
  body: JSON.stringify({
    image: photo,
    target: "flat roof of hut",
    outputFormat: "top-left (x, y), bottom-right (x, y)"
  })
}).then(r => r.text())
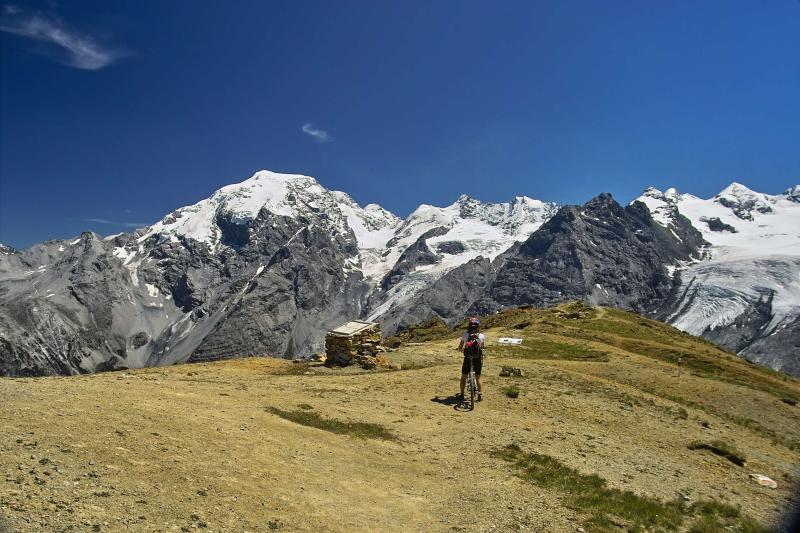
top-left (327, 320), bottom-right (378, 337)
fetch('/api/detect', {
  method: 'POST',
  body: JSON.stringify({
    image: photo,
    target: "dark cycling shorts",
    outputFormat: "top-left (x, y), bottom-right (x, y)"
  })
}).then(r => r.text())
top-left (461, 354), bottom-right (483, 375)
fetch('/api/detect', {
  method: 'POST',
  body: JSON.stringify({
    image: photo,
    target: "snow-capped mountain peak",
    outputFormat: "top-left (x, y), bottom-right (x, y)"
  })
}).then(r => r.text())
top-left (330, 191), bottom-right (400, 251)
top-left (712, 182), bottom-right (777, 221)
top-left (782, 185), bottom-right (800, 202)
top-left (633, 182), bottom-right (800, 371)
top-left (137, 170), bottom-right (403, 254)
top-left (139, 170), bottom-right (327, 245)
top-left (365, 193), bottom-right (560, 320)
top-left (634, 186), bottom-right (683, 227)
top-left (634, 182), bottom-right (800, 253)
top-left (716, 181), bottom-right (755, 196)
top-left (363, 203), bottom-right (400, 222)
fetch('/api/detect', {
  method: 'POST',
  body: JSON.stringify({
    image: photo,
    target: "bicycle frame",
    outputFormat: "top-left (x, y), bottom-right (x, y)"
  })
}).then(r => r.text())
top-left (465, 353), bottom-right (481, 411)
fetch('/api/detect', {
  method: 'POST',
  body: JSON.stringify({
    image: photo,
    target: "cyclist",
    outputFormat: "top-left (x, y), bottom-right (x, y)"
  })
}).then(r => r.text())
top-left (456, 317), bottom-right (485, 401)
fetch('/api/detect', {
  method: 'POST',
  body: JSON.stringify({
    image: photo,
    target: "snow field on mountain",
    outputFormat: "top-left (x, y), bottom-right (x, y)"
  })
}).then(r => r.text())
top-left (365, 197), bottom-right (556, 316)
top-left (682, 191), bottom-right (800, 258)
top-left (668, 256), bottom-right (800, 336)
top-left (637, 183), bottom-right (800, 338)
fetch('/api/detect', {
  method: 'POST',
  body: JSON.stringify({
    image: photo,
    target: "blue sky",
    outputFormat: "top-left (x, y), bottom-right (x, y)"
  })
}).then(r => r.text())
top-left (1, 0), bottom-right (799, 249)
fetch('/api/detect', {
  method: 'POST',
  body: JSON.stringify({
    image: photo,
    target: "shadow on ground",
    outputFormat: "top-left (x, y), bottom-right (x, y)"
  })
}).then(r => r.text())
top-left (431, 394), bottom-right (475, 412)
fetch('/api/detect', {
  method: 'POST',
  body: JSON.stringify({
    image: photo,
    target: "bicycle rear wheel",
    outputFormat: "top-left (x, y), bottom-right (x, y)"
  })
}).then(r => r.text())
top-left (467, 370), bottom-right (477, 411)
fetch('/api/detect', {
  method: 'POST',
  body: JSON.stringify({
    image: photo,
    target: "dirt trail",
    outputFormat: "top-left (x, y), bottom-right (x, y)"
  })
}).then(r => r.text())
top-left (1, 332), bottom-right (799, 532)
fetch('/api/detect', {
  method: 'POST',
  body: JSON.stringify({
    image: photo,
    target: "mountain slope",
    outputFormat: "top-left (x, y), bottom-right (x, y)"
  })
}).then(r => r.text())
top-left (2, 303), bottom-right (797, 532)
top-left (0, 171), bottom-right (379, 375)
top-left (365, 194), bottom-right (558, 329)
top-left (378, 191), bottom-right (706, 335)
top-left (635, 183), bottom-right (800, 375)
top-left (471, 193), bottom-right (705, 315)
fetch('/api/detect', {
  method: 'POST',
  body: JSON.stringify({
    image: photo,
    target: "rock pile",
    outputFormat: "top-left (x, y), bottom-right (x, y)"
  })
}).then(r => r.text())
top-left (551, 301), bottom-right (594, 320)
top-left (499, 366), bottom-right (525, 377)
top-left (325, 321), bottom-right (385, 368)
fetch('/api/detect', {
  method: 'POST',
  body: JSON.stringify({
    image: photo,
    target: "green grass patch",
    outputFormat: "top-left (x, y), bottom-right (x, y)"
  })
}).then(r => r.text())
top-left (494, 444), bottom-right (685, 531)
top-left (688, 440), bottom-right (746, 466)
top-left (688, 500), bottom-right (771, 533)
top-left (504, 385), bottom-right (520, 398)
top-left (266, 407), bottom-right (397, 441)
top-left (486, 338), bottom-right (609, 362)
top-left (496, 444), bottom-right (769, 532)
top-left (274, 362), bottom-right (311, 375)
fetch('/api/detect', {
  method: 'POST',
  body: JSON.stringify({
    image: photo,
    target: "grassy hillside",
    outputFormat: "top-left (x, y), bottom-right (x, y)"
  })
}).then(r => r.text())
top-left (1, 302), bottom-right (798, 532)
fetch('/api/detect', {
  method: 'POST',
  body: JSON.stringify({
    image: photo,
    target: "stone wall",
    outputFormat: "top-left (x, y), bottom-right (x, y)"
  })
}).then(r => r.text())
top-left (325, 323), bottom-right (383, 368)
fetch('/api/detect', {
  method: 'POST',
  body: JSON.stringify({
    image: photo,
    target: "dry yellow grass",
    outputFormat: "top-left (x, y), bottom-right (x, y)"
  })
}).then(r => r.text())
top-left (1, 304), bottom-right (799, 532)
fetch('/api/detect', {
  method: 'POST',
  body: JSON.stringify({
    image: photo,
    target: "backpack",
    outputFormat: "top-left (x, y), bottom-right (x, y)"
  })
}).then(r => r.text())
top-left (464, 332), bottom-right (482, 358)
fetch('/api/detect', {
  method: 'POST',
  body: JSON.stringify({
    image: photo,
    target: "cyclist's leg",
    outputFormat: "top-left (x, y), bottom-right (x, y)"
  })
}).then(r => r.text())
top-left (475, 356), bottom-right (484, 392)
top-left (460, 373), bottom-right (467, 397)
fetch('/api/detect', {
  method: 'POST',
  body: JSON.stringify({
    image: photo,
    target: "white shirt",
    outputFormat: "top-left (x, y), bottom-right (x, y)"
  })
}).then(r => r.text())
top-left (461, 332), bottom-right (485, 347)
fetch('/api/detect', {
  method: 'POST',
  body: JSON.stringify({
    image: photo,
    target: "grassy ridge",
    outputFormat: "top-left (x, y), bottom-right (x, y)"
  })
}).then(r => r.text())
top-left (389, 301), bottom-right (797, 399)
top-left (388, 301), bottom-right (800, 450)
top-left (470, 301), bottom-right (798, 400)
top-left (544, 314), bottom-right (799, 401)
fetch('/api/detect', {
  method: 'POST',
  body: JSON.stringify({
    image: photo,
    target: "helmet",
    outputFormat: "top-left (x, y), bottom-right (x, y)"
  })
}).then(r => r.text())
top-left (468, 317), bottom-right (480, 330)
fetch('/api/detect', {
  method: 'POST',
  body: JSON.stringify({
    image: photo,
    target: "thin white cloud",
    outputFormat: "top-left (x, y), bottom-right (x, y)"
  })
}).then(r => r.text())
top-left (0, 9), bottom-right (123, 70)
top-left (81, 218), bottom-right (147, 228)
top-left (301, 122), bottom-right (332, 143)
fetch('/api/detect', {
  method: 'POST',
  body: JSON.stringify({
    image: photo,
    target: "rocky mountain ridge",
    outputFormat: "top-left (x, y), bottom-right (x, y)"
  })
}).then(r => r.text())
top-left (1, 170), bottom-right (798, 376)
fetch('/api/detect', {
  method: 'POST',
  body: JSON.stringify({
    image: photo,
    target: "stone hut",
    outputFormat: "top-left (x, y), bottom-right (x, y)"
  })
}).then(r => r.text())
top-left (325, 320), bottom-right (382, 368)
